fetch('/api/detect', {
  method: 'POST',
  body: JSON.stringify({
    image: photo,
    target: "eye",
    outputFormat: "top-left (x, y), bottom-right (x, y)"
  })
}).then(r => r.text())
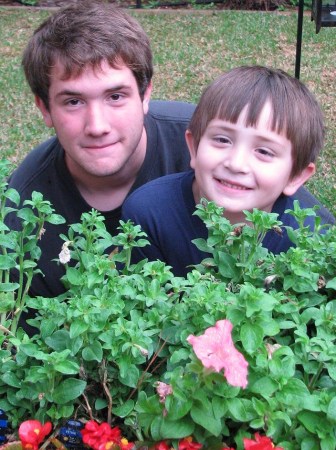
top-left (65, 98), bottom-right (82, 107)
top-left (256, 147), bottom-right (274, 159)
top-left (213, 135), bottom-right (232, 145)
top-left (110, 93), bottom-right (123, 101)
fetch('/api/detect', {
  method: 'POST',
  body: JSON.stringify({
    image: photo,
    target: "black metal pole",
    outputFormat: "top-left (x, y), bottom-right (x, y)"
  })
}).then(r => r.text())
top-left (295, 0), bottom-right (305, 79)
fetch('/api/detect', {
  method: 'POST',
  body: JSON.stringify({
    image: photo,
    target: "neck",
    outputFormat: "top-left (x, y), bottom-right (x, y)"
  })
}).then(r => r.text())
top-left (74, 175), bottom-right (137, 212)
top-left (66, 132), bottom-right (147, 212)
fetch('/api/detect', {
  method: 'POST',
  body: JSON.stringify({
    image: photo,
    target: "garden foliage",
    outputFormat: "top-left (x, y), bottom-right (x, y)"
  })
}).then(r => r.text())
top-left (0, 161), bottom-right (336, 449)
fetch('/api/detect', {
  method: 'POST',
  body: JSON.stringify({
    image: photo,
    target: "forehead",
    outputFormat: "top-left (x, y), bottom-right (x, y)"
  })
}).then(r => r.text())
top-left (212, 100), bottom-right (274, 131)
top-left (48, 58), bottom-right (136, 87)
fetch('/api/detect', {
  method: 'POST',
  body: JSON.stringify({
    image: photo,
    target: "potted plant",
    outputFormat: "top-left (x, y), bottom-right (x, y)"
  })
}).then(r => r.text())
top-left (0, 161), bottom-right (335, 449)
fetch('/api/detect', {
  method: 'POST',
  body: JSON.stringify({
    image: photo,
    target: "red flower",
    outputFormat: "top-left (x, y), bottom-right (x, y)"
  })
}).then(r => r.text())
top-left (119, 438), bottom-right (134, 450)
top-left (243, 433), bottom-right (284, 450)
top-left (178, 437), bottom-right (202, 450)
top-left (99, 438), bottom-right (134, 450)
top-left (81, 421), bottom-right (122, 450)
top-left (18, 420), bottom-right (52, 450)
top-left (155, 441), bottom-right (171, 450)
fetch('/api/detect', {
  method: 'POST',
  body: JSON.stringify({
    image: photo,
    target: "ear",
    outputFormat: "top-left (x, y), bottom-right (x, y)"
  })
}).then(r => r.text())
top-left (35, 96), bottom-right (54, 128)
top-left (185, 130), bottom-right (197, 169)
top-left (282, 163), bottom-right (316, 196)
top-left (142, 81), bottom-right (152, 115)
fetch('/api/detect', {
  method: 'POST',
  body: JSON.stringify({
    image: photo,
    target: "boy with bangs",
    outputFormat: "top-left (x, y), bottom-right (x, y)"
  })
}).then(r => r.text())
top-left (122, 66), bottom-right (335, 276)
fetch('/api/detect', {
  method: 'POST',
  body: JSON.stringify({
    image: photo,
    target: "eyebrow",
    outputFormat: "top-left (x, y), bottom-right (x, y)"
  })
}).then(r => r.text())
top-left (207, 122), bottom-right (288, 145)
top-left (55, 84), bottom-right (132, 98)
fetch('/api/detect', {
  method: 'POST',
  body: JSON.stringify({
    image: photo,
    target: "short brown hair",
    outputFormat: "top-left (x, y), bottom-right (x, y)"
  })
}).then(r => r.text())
top-left (22, 0), bottom-right (153, 109)
top-left (188, 66), bottom-right (324, 179)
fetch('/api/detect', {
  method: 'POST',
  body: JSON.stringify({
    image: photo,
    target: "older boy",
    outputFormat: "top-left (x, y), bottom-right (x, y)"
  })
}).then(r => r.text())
top-left (122, 66), bottom-right (335, 276)
top-left (6, 1), bottom-right (195, 301)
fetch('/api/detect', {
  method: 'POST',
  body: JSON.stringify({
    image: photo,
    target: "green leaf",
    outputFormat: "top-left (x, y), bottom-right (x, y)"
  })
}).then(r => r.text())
top-left (166, 396), bottom-right (192, 420)
top-left (1, 372), bottom-right (21, 388)
top-left (82, 341), bottom-right (103, 362)
top-left (47, 404), bottom-right (74, 421)
top-left (190, 401), bottom-right (222, 436)
top-left (45, 330), bottom-right (71, 351)
top-left (150, 416), bottom-right (195, 441)
top-left (17, 207), bottom-right (37, 223)
top-left (298, 411), bottom-right (322, 434)
top-left (212, 396), bottom-right (228, 420)
top-left (5, 188), bottom-right (20, 205)
top-left (95, 398), bottom-right (108, 410)
top-left (0, 282), bottom-right (20, 292)
top-left (217, 252), bottom-right (240, 279)
top-left (65, 267), bottom-right (83, 285)
top-left (113, 399), bottom-right (135, 417)
top-left (250, 377), bottom-right (278, 397)
top-left (48, 213), bottom-right (66, 225)
top-left (327, 397), bottom-right (336, 421)
top-left (135, 392), bottom-right (162, 415)
top-left (321, 434), bottom-right (336, 450)
top-left (276, 378), bottom-right (311, 408)
top-left (70, 320), bottom-right (89, 339)
top-left (240, 322), bottom-right (264, 354)
top-left (52, 378), bottom-right (86, 404)
top-left (326, 278), bottom-right (336, 290)
top-left (228, 398), bottom-right (257, 421)
top-left (53, 360), bottom-right (80, 375)
top-left (0, 254), bottom-right (16, 269)
top-left (170, 349), bottom-right (190, 364)
top-left (0, 292), bottom-right (15, 313)
top-left (118, 362), bottom-right (139, 388)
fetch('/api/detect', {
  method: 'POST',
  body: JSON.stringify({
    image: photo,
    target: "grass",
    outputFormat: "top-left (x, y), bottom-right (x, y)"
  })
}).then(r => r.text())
top-left (0, 6), bottom-right (335, 215)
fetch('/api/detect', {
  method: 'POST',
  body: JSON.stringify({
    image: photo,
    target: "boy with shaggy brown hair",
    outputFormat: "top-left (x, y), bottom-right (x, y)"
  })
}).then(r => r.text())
top-left (6, 1), bottom-right (194, 302)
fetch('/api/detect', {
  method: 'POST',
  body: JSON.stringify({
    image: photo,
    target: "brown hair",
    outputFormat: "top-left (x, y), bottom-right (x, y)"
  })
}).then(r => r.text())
top-left (188, 66), bottom-right (324, 179)
top-left (22, 0), bottom-right (153, 109)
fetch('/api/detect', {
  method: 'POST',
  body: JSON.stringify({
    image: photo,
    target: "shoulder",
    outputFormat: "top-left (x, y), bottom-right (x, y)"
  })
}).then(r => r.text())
top-left (148, 100), bottom-right (196, 123)
top-left (127, 171), bottom-right (190, 202)
top-left (8, 137), bottom-right (60, 192)
top-left (289, 187), bottom-right (335, 225)
top-left (123, 171), bottom-right (192, 215)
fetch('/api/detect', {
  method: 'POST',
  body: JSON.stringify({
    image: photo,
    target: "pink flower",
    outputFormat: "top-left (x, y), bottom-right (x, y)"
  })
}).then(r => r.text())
top-left (243, 433), bottom-right (284, 450)
top-left (187, 320), bottom-right (248, 389)
top-left (18, 420), bottom-right (52, 450)
top-left (156, 381), bottom-right (173, 403)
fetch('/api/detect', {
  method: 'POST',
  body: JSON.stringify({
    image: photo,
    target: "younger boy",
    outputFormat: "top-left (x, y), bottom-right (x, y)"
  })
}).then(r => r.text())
top-left (121, 66), bottom-right (335, 276)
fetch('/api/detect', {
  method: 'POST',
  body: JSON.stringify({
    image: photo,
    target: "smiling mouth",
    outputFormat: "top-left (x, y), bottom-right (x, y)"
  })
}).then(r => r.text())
top-left (83, 142), bottom-right (118, 150)
top-left (216, 179), bottom-right (251, 190)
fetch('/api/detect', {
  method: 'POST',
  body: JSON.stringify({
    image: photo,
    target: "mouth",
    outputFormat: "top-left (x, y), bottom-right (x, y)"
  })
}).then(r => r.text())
top-left (82, 142), bottom-right (119, 151)
top-left (215, 178), bottom-right (251, 191)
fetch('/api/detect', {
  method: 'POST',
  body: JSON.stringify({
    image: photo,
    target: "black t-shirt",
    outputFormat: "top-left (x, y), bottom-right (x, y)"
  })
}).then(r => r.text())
top-left (6, 100), bottom-right (196, 301)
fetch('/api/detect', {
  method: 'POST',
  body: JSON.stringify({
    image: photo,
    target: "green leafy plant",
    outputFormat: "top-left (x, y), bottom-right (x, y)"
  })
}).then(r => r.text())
top-left (0, 160), bottom-right (65, 337)
top-left (0, 159), bottom-right (335, 449)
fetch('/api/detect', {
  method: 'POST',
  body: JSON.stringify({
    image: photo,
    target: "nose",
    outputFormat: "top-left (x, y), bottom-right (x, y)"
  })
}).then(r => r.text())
top-left (223, 145), bottom-right (249, 173)
top-left (84, 103), bottom-right (111, 137)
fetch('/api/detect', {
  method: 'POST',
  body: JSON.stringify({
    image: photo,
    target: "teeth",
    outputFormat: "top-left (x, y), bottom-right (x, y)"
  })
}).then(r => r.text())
top-left (219, 180), bottom-right (248, 190)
